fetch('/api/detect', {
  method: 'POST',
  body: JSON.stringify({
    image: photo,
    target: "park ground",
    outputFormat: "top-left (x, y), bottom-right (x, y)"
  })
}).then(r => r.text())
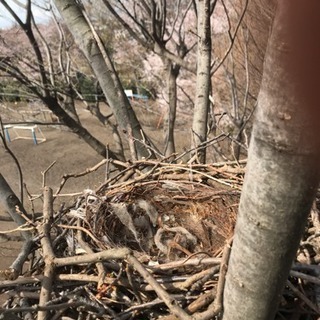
top-left (0, 101), bottom-right (191, 272)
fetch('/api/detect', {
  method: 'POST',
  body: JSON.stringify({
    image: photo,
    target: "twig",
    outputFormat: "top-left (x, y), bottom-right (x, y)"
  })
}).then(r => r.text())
top-left (127, 125), bottom-right (138, 161)
top-left (118, 298), bottom-right (165, 319)
top-left (6, 290), bottom-right (40, 299)
top-left (15, 206), bottom-right (36, 226)
top-left (77, 226), bottom-right (107, 288)
top-left (148, 257), bottom-right (222, 272)
top-left (57, 224), bottom-right (102, 246)
top-left (53, 247), bottom-right (131, 267)
top-left (55, 159), bottom-right (107, 196)
top-left (126, 263), bottom-right (143, 304)
top-left (180, 265), bottom-right (220, 290)
top-left (0, 273), bottom-right (130, 289)
top-left (211, 238), bottom-right (232, 310)
top-left (126, 254), bottom-right (193, 320)
top-left (105, 163), bottom-right (160, 191)
top-left (38, 187), bottom-right (55, 320)
top-left (185, 291), bottom-right (216, 315)
top-left (290, 270), bottom-right (320, 286)
top-left (53, 192), bottom-right (83, 197)
top-left (211, 0), bottom-right (248, 75)
top-left (175, 133), bottom-right (228, 163)
top-left (0, 116), bottom-right (24, 204)
top-left (0, 300), bottom-right (84, 315)
top-left (41, 161), bottom-right (56, 188)
top-left (162, 165), bottom-right (239, 189)
top-left (96, 160), bottom-right (137, 193)
top-left (105, 145), bottom-right (110, 182)
top-left (193, 237), bottom-right (233, 319)
top-left (7, 239), bottom-right (34, 280)
top-left (0, 225), bottom-right (34, 234)
top-left (286, 280), bottom-right (320, 314)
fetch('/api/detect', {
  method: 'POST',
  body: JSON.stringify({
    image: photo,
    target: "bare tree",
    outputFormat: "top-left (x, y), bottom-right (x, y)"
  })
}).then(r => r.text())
top-left (101, 0), bottom-right (196, 156)
top-left (223, 1), bottom-right (320, 318)
top-left (53, 0), bottom-right (154, 160)
top-left (191, 0), bottom-right (214, 163)
top-left (220, 26), bottom-right (252, 160)
top-left (207, 0), bottom-right (276, 161)
top-left (0, 0), bottom-right (118, 159)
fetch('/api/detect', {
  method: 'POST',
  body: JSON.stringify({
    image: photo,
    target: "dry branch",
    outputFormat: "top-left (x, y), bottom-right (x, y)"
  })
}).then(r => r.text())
top-left (0, 159), bottom-right (318, 319)
top-left (38, 187), bottom-right (55, 320)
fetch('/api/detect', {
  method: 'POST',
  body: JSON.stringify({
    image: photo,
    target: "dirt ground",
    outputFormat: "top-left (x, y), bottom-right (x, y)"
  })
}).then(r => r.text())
top-left (0, 101), bottom-right (191, 274)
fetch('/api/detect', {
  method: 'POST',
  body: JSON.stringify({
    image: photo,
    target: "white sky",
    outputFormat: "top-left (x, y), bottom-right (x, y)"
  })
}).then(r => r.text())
top-left (0, 0), bottom-right (52, 29)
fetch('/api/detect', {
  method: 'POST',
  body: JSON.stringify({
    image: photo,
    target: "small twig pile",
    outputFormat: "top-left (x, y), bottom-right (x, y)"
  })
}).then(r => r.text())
top-left (0, 159), bottom-right (320, 319)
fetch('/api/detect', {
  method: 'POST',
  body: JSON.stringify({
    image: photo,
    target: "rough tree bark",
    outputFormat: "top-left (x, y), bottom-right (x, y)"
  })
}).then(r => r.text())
top-left (192, 0), bottom-right (212, 163)
top-left (53, 0), bottom-right (153, 160)
top-left (222, 1), bottom-right (320, 319)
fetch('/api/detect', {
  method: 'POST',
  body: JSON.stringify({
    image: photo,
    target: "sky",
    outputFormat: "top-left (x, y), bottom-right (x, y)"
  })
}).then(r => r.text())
top-left (0, 0), bottom-right (52, 29)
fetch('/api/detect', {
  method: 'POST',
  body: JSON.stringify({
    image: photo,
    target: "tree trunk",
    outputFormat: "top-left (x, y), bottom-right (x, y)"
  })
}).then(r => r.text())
top-left (53, 0), bottom-right (153, 160)
top-left (192, 0), bottom-right (211, 163)
top-left (0, 174), bottom-right (32, 241)
top-left (164, 61), bottom-right (180, 157)
top-left (223, 1), bottom-right (320, 319)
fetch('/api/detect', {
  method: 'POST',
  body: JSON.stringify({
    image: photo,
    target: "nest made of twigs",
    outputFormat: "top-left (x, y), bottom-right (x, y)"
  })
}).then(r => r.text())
top-left (4, 160), bottom-right (320, 319)
top-left (83, 181), bottom-right (239, 260)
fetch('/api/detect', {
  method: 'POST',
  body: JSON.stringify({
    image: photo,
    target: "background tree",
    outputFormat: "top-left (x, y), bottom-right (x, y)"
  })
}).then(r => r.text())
top-left (192, 0), bottom-right (213, 163)
top-left (0, 0), bottom-right (117, 159)
top-left (209, 0), bottom-right (274, 161)
top-left (102, 0), bottom-right (197, 156)
top-left (53, 0), bottom-right (154, 160)
top-left (223, 0), bottom-right (320, 318)
top-left (1, 0), bottom-right (266, 163)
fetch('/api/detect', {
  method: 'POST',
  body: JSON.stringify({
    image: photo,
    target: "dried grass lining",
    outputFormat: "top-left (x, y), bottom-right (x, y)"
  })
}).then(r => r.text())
top-left (0, 159), bottom-right (319, 319)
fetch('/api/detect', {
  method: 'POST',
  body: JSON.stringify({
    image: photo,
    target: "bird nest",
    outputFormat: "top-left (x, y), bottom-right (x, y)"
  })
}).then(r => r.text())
top-left (85, 181), bottom-right (238, 257)
top-left (1, 159), bottom-right (320, 319)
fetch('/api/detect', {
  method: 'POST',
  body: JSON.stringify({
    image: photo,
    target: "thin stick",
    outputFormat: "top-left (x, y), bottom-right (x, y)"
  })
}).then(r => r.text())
top-left (57, 224), bottom-right (102, 246)
top-left (126, 254), bottom-right (193, 320)
top-left (8, 239), bottom-right (34, 280)
top-left (0, 273), bottom-right (130, 289)
top-left (0, 117), bottom-right (24, 204)
top-left (77, 226), bottom-right (107, 288)
top-left (193, 237), bottom-right (233, 320)
top-left (286, 280), bottom-right (320, 314)
top-left (290, 270), bottom-right (320, 286)
top-left (0, 300), bottom-right (84, 315)
top-left (38, 187), bottom-right (55, 320)
top-left (55, 159), bottom-right (107, 195)
top-left (148, 257), bottom-right (222, 272)
top-left (41, 161), bottom-right (56, 189)
top-left (211, 238), bottom-right (232, 310)
top-left (53, 247), bottom-right (130, 267)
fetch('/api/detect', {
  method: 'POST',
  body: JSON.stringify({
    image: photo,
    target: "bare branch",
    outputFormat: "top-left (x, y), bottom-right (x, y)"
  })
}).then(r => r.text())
top-left (211, 0), bottom-right (248, 75)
